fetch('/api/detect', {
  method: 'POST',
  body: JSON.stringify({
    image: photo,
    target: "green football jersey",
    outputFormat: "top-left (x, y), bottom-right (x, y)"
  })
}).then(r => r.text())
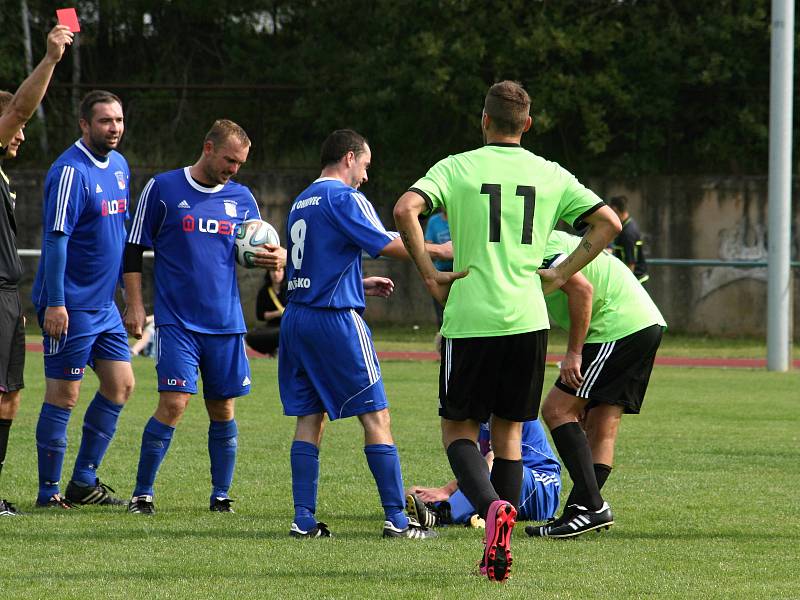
top-left (543, 230), bottom-right (666, 343)
top-left (410, 143), bottom-right (603, 338)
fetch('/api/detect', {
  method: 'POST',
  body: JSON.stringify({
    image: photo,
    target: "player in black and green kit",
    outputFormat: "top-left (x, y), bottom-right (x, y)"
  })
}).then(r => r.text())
top-left (526, 230), bottom-right (666, 538)
top-left (394, 81), bottom-right (621, 582)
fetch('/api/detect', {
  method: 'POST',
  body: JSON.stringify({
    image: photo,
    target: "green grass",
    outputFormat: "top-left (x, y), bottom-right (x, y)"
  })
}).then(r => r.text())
top-left (1, 356), bottom-right (799, 598)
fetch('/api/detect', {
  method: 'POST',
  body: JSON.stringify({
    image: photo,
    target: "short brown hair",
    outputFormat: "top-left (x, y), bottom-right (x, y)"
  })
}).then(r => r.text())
top-left (204, 119), bottom-right (251, 149)
top-left (79, 90), bottom-right (123, 122)
top-left (484, 81), bottom-right (531, 135)
top-left (609, 195), bottom-right (628, 212)
top-left (320, 129), bottom-right (368, 168)
top-left (0, 91), bottom-right (13, 116)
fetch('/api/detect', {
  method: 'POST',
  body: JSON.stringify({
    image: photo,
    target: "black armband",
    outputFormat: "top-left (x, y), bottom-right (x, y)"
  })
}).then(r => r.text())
top-left (123, 243), bottom-right (147, 273)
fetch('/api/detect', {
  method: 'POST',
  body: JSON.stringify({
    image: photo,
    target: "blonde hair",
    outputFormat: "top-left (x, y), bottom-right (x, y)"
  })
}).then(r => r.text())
top-left (204, 119), bottom-right (251, 148)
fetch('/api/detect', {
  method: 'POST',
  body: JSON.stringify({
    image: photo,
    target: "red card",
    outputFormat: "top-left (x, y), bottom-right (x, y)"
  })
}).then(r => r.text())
top-left (56, 8), bottom-right (80, 32)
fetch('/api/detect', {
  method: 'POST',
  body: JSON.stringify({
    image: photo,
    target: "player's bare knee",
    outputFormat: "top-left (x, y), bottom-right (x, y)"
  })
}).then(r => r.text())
top-left (0, 390), bottom-right (22, 419)
top-left (157, 393), bottom-right (190, 423)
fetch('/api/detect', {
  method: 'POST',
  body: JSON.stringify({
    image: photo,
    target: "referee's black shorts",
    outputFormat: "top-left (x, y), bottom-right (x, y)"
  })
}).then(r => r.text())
top-left (555, 324), bottom-right (664, 414)
top-left (0, 289), bottom-right (25, 393)
top-left (439, 330), bottom-right (548, 423)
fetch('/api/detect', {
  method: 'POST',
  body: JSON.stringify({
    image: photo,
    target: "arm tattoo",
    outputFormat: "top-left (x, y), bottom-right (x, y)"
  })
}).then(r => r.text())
top-left (582, 239), bottom-right (593, 253)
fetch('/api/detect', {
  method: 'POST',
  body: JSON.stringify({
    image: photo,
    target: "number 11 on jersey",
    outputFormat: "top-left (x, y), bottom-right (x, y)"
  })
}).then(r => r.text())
top-left (481, 183), bottom-right (536, 244)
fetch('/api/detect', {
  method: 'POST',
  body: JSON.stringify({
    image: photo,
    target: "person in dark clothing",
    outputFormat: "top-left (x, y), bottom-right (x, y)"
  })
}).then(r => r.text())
top-left (245, 265), bottom-right (287, 356)
top-left (0, 24), bottom-right (73, 516)
top-left (609, 195), bottom-right (649, 285)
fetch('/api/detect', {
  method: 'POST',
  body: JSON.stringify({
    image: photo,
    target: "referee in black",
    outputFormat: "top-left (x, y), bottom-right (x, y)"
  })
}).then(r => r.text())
top-left (0, 24), bottom-right (73, 517)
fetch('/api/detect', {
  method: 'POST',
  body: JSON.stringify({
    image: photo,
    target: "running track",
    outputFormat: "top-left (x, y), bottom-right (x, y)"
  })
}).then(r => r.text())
top-left (28, 344), bottom-right (790, 369)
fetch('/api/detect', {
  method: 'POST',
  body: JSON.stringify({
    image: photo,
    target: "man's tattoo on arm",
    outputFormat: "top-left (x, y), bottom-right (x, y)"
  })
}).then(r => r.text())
top-left (582, 239), bottom-right (593, 253)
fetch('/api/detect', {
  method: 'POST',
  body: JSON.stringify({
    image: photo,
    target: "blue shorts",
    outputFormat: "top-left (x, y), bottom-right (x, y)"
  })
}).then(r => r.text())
top-left (448, 467), bottom-right (561, 523)
top-left (40, 306), bottom-right (130, 380)
top-left (278, 304), bottom-right (388, 421)
top-left (154, 325), bottom-right (250, 400)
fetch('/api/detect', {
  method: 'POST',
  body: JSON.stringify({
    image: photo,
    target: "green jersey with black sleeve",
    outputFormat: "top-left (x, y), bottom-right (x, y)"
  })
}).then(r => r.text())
top-left (409, 143), bottom-right (603, 338)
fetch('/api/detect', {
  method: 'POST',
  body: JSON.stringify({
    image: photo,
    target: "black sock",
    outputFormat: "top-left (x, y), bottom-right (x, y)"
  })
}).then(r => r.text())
top-left (565, 463), bottom-right (613, 507)
top-left (550, 422), bottom-right (602, 510)
top-left (490, 457), bottom-right (523, 510)
top-left (446, 438), bottom-right (498, 519)
top-left (0, 419), bottom-right (11, 479)
top-left (594, 463), bottom-right (612, 490)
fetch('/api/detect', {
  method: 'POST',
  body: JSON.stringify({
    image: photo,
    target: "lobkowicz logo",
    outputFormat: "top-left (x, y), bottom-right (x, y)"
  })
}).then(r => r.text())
top-left (101, 198), bottom-right (127, 216)
top-left (182, 215), bottom-right (235, 235)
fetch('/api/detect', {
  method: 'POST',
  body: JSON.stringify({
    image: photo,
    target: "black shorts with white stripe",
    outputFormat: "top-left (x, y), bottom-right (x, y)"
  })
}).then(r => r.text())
top-left (554, 324), bottom-right (664, 414)
top-left (439, 330), bottom-right (548, 422)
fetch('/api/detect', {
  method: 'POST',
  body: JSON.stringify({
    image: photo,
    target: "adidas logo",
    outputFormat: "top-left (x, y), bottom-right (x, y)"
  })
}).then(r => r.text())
top-left (178, 200), bottom-right (191, 208)
top-left (242, 376), bottom-right (251, 386)
top-left (95, 183), bottom-right (103, 193)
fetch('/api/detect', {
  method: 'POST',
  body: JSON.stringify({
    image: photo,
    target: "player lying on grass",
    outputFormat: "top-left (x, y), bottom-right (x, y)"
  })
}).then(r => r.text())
top-left (526, 230), bottom-right (666, 538)
top-left (406, 419), bottom-right (561, 529)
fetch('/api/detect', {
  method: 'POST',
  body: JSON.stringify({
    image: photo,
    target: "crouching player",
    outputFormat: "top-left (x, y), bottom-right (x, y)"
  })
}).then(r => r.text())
top-left (407, 419), bottom-right (561, 529)
top-left (526, 230), bottom-right (665, 538)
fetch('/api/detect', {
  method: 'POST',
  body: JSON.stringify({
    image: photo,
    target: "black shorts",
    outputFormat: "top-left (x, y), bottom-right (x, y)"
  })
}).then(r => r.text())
top-left (439, 330), bottom-right (548, 422)
top-left (555, 324), bottom-right (663, 414)
top-left (0, 289), bottom-right (25, 393)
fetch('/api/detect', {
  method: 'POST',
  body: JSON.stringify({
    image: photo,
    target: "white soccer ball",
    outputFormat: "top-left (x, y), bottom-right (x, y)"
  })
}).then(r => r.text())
top-left (234, 219), bottom-right (280, 268)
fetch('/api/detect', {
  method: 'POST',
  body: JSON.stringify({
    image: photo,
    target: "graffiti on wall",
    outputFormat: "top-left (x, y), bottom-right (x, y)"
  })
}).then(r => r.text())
top-left (699, 221), bottom-right (768, 299)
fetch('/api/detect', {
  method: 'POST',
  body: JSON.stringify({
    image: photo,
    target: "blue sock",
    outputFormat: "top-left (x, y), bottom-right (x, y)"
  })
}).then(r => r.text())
top-left (71, 392), bottom-right (123, 486)
top-left (36, 403), bottom-right (71, 503)
top-left (364, 443), bottom-right (408, 529)
top-left (133, 417), bottom-right (175, 497)
top-left (290, 440), bottom-right (319, 531)
top-left (208, 419), bottom-right (238, 501)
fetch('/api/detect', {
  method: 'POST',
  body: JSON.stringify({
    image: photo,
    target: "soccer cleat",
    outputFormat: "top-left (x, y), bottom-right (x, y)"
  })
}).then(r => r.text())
top-left (0, 499), bottom-right (21, 516)
top-left (483, 500), bottom-right (516, 583)
top-left (290, 521), bottom-right (332, 538)
top-left (35, 494), bottom-right (76, 509)
top-left (406, 493), bottom-right (437, 528)
top-left (525, 502), bottom-right (613, 538)
top-left (65, 478), bottom-right (125, 506)
top-left (127, 495), bottom-right (156, 515)
top-left (210, 497), bottom-right (235, 513)
top-left (382, 518), bottom-right (438, 539)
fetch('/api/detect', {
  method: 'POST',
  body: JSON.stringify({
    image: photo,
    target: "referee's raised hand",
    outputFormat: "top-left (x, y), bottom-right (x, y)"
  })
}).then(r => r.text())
top-left (45, 25), bottom-right (74, 64)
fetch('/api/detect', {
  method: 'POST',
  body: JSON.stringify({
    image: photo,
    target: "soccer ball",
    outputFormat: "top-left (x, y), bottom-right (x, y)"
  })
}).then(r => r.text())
top-left (234, 219), bottom-right (280, 268)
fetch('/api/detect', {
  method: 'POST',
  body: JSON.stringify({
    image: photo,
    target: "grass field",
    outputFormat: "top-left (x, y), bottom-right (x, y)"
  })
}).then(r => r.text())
top-left (1, 345), bottom-right (799, 598)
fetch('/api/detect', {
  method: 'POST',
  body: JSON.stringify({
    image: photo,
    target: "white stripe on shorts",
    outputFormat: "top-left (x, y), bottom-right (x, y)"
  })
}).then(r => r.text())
top-left (576, 340), bottom-right (616, 398)
top-left (349, 310), bottom-right (378, 385)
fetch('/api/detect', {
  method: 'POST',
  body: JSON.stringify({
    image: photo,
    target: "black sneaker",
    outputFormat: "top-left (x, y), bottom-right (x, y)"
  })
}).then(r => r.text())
top-left (405, 493), bottom-right (437, 528)
top-left (35, 494), bottom-right (76, 509)
top-left (0, 499), bottom-right (21, 516)
top-left (525, 502), bottom-right (613, 538)
top-left (65, 479), bottom-right (125, 506)
top-left (210, 497), bottom-right (235, 513)
top-left (289, 521), bottom-right (332, 538)
top-left (382, 518), bottom-right (438, 539)
top-left (127, 495), bottom-right (155, 515)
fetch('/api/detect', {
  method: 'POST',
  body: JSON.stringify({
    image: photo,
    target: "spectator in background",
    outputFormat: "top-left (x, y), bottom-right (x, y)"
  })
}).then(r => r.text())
top-left (424, 209), bottom-right (451, 351)
top-left (609, 195), bottom-right (649, 285)
top-left (245, 266), bottom-right (287, 356)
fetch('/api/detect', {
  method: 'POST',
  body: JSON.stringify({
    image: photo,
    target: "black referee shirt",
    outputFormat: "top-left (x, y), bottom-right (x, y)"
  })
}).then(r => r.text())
top-left (0, 165), bottom-right (23, 290)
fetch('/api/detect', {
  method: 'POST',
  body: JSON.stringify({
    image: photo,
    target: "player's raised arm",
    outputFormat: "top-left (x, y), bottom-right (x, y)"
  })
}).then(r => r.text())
top-left (537, 205), bottom-right (621, 295)
top-left (0, 25), bottom-right (73, 147)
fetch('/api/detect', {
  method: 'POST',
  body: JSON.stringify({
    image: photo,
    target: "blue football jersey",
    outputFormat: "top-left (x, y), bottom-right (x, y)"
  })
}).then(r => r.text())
top-left (127, 167), bottom-right (261, 334)
top-left (479, 420), bottom-right (561, 475)
top-left (32, 140), bottom-right (130, 310)
top-left (285, 177), bottom-right (398, 310)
